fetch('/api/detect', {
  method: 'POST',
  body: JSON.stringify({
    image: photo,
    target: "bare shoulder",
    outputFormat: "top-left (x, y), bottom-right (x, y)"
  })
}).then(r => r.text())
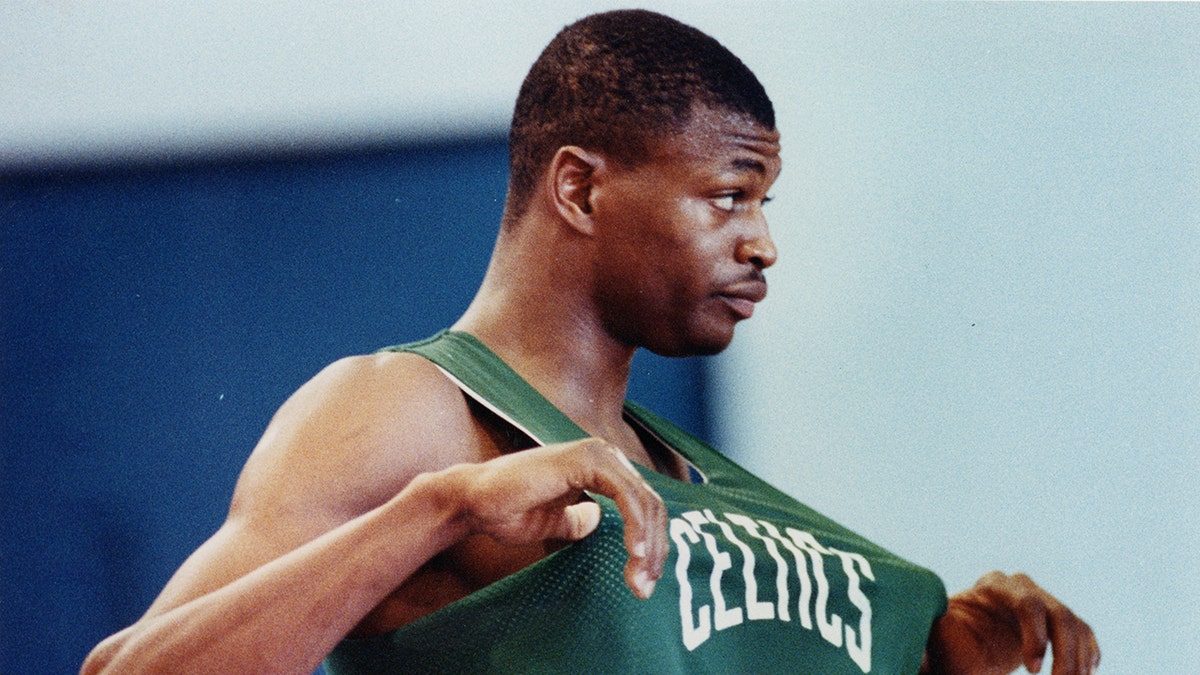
top-left (138, 349), bottom-right (483, 621)
top-left (234, 350), bottom-right (483, 526)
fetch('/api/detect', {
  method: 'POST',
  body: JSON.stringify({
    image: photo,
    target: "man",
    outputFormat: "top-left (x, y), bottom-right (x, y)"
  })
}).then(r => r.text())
top-left (82, 10), bottom-right (1099, 675)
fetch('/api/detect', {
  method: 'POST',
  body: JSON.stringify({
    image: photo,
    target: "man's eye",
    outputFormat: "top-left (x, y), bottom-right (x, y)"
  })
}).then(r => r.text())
top-left (712, 195), bottom-right (736, 211)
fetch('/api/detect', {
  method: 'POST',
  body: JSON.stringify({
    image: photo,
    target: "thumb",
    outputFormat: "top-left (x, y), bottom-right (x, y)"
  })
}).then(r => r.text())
top-left (554, 500), bottom-right (602, 541)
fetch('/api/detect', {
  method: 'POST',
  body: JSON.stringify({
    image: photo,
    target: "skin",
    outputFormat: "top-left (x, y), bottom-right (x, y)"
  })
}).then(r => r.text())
top-left (923, 572), bottom-right (1100, 675)
top-left (81, 105), bottom-right (1099, 675)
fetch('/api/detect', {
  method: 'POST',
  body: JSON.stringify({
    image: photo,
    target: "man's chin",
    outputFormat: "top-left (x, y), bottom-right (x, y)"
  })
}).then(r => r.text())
top-left (647, 328), bottom-right (735, 358)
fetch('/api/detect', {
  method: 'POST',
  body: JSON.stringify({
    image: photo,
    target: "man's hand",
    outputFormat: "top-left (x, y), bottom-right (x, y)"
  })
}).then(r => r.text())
top-left (435, 438), bottom-right (669, 598)
top-left (924, 571), bottom-right (1100, 675)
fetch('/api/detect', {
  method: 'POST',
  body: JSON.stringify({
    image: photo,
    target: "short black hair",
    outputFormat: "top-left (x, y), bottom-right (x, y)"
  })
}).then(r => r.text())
top-left (505, 9), bottom-right (775, 222)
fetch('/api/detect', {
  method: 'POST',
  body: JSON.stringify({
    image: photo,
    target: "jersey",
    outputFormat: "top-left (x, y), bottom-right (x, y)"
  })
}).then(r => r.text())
top-left (325, 330), bottom-right (947, 674)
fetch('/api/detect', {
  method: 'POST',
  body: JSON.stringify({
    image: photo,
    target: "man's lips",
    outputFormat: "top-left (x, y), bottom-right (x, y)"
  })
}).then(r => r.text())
top-left (718, 280), bottom-right (768, 319)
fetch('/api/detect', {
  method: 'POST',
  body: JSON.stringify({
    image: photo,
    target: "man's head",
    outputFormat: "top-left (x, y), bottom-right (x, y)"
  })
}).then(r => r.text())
top-left (504, 9), bottom-right (775, 223)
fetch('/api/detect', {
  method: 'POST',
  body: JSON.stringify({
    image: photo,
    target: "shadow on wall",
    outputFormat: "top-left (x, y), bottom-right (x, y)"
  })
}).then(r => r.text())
top-left (0, 139), bottom-right (708, 674)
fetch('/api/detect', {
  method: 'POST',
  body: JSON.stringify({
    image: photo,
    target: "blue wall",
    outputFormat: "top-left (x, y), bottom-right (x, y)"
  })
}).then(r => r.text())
top-left (0, 140), bottom-right (707, 673)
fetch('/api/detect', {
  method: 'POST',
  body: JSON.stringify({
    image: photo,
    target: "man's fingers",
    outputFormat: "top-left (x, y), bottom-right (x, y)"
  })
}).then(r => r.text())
top-left (453, 438), bottom-right (668, 599)
top-left (1068, 630), bottom-right (1101, 675)
top-left (997, 571), bottom-right (1098, 675)
top-left (938, 572), bottom-right (1100, 675)
top-left (1047, 605), bottom-right (1099, 675)
top-left (1014, 592), bottom-right (1050, 673)
top-left (555, 500), bottom-right (602, 541)
top-left (1083, 632), bottom-right (1101, 674)
top-left (574, 442), bottom-right (668, 599)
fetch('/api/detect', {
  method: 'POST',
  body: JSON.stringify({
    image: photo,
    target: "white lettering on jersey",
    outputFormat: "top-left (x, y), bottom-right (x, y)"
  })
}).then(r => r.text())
top-left (832, 548), bottom-right (875, 673)
top-left (786, 528), bottom-right (844, 648)
top-left (724, 514), bottom-right (790, 621)
top-left (704, 510), bottom-right (774, 621)
top-left (670, 517), bottom-right (710, 650)
top-left (670, 510), bottom-right (875, 673)
top-left (682, 511), bottom-right (743, 631)
top-left (758, 519), bottom-right (814, 629)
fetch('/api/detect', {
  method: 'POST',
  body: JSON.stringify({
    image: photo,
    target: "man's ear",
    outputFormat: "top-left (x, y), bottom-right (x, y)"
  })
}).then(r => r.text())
top-left (548, 145), bottom-right (604, 236)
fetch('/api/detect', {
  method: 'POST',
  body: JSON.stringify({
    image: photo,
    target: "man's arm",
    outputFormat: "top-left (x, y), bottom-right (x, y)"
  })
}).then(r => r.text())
top-left (80, 353), bottom-right (668, 675)
top-left (922, 571), bottom-right (1100, 675)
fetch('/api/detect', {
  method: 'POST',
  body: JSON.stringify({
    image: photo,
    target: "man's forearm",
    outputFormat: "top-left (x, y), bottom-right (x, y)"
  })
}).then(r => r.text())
top-left (81, 473), bottom-right (466, 675)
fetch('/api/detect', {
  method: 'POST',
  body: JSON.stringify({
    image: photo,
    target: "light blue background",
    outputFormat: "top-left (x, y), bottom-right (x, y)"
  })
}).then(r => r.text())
top-left (712, 5), bottom-right (1199, 674)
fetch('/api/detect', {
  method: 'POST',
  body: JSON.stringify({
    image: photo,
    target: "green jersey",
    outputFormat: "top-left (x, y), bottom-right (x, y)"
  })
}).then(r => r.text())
top-left (326, 331), bottom-right (946, 674)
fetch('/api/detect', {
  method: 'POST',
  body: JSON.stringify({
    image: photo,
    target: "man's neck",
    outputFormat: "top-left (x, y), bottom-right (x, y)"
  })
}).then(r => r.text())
top-left (452, 292), bottom-right (636, 443)
top-left (449, 204), bottom-right (681, 471)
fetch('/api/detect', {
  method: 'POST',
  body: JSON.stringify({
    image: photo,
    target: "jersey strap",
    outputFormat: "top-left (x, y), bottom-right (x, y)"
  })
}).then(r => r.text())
top-left (382, 329), bottom-right (588, 445)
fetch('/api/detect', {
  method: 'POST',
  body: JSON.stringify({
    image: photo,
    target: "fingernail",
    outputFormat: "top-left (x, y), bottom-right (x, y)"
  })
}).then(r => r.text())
top-left (635, 570), bottom-right (656, 598)
top-left (632, 540), bottom-right (647, 558)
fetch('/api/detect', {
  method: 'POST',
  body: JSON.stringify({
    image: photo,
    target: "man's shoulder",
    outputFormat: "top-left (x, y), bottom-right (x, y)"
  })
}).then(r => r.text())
top-left (294, 349), bottom-right (484, 467)
top-left (234, 350), bottom-right (486, 522)
top-left (315, 349), bottom-right (464, 412)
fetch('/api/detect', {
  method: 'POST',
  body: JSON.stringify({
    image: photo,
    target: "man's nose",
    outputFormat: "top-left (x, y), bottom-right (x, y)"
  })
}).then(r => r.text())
top-left (736, 212), bottom-right (778, 270)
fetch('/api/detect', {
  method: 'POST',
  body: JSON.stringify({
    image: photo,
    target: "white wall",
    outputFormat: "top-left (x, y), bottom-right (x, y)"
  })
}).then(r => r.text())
top-left (5, 2), bottom-right (1197, 672)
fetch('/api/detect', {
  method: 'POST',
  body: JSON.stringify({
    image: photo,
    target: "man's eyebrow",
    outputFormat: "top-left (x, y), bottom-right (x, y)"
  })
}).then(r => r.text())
top-left (730, 158), bottom-right (768, 174)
